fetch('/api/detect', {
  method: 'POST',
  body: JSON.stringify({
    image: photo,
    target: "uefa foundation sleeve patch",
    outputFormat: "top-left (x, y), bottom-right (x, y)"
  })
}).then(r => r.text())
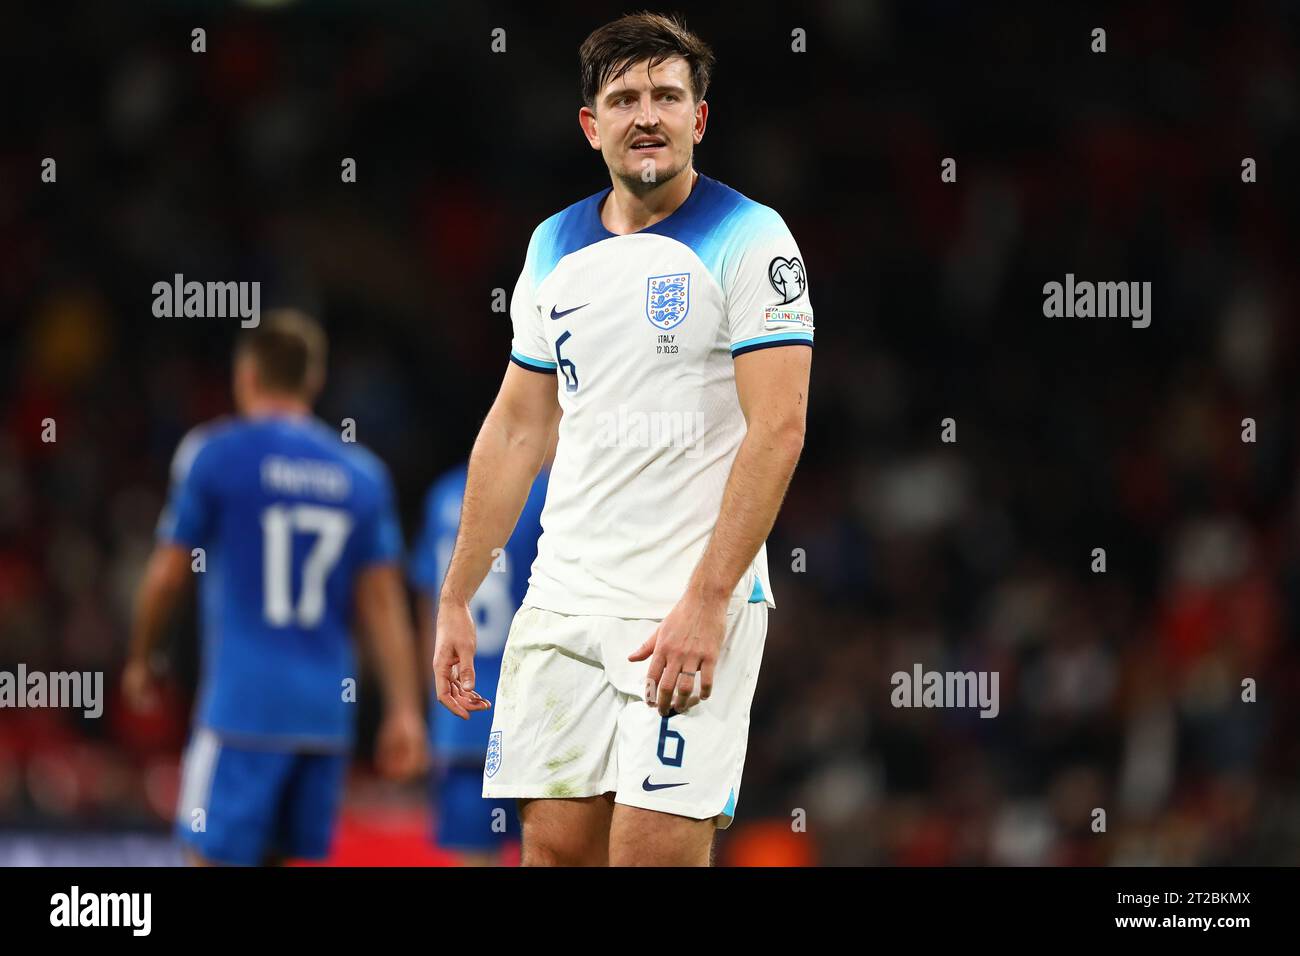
top-left (763, 307), bottom-right (815, 333)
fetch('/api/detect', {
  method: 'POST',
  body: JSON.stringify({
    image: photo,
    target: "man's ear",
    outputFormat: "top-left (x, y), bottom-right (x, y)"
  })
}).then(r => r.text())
top-left (693, 99), bottom-right (708, 144)
top-left (579, 106), bottom-right (602, 150)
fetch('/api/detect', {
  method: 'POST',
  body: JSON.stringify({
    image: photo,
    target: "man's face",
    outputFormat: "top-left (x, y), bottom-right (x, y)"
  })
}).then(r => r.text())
top-left (580, 56), bottom-right (706, 192)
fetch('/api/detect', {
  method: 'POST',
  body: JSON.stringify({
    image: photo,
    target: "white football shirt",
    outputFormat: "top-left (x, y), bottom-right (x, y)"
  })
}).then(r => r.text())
top-left (508, 172), bottom-right (814, 619)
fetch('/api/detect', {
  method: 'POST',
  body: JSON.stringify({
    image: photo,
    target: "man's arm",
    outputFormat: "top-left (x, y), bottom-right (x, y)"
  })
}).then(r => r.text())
top-left (123, 544), bottom-right (194, 709)
top-left (355, 563), bottom-right (427, 778)
top-left (441, 363), bottom-right (559, 603)
top-left (631, 344), bottom-right (811, 715)
top-left (686, 345), bottom-right (810, 602)
top-left (434, 363), bottom-right (560, 717)
top-left (355, 563), bottom-right (423, 716)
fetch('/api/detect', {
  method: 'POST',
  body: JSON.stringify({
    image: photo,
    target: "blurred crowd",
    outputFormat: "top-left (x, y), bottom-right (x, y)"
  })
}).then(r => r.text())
top-left (2, 2), bottom-right (1299, 864)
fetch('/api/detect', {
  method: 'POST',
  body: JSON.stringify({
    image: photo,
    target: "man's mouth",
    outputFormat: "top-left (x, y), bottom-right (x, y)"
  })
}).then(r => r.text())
top-left (630, 137), bottom-right (667, 151)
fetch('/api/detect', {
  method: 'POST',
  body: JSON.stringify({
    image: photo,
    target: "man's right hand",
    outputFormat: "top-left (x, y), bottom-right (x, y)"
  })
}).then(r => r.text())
top-left (376, 705), bottom-right (431, 780)
top-left (433, 596), bottom-right (492, 719)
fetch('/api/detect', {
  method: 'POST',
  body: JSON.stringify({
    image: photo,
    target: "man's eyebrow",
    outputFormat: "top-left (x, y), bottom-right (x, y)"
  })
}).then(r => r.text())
top-left (603, 82), bottom-right (689, 103)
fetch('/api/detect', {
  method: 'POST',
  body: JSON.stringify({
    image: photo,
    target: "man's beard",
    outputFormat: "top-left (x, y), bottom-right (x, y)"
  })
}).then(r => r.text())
top-left (612, 153), bottom-right (687, 197)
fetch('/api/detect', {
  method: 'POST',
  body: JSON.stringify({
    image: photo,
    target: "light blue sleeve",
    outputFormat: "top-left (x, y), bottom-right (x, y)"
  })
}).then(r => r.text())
top-left (724, 206), bottom-right (815, 357)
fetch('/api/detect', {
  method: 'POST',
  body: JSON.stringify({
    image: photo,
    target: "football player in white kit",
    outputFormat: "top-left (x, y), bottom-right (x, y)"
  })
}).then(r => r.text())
top-left (432, 12), bottom-right (813, 866)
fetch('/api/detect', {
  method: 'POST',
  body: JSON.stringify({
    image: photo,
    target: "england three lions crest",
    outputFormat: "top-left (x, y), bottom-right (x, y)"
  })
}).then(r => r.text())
top-left (646, 272), bottom-right (691, 330)
top-left (485, 730), bottom-right (502, 778)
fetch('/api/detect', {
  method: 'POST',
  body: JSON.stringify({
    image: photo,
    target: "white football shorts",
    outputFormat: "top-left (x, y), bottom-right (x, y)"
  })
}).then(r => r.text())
top-left (481, 601), bottom-right (768, 829)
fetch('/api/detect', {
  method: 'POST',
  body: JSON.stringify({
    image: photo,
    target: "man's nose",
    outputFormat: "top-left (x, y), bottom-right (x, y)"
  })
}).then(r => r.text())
top-left (635, 94), bottom-right (659, 128)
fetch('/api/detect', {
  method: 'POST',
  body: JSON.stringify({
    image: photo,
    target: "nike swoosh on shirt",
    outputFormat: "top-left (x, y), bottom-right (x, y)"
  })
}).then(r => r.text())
top-left (642, 776), bottom-right (688, 792)
top-left (550, 303), bottom-right (589, 320)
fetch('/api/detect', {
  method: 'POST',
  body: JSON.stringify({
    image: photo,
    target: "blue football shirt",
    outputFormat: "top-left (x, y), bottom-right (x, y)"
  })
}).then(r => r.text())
top-left (157, 414), bottom-right (403, 752)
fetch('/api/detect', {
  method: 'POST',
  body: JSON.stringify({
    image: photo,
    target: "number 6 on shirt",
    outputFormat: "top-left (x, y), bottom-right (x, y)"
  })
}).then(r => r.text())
top-left (555, 330), bottom-right (579, 392)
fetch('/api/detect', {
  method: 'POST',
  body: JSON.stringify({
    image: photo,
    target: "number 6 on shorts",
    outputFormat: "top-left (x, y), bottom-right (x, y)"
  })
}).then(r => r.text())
top-left (656, 715), bottom-right (684, 767)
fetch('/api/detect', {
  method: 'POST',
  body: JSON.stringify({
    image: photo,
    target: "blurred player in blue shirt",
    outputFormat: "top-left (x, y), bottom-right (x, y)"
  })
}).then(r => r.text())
top-left (125, 311), bottom-right (427, 866)
top-left (410, 452), bottom-right (550, 866)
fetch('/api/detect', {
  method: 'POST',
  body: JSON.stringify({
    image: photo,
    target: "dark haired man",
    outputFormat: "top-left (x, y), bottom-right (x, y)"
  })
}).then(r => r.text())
top-left (434, 13), bottom-right (814, 866)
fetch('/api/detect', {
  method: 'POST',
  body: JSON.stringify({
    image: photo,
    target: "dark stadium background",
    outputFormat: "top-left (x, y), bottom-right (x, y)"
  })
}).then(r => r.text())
top-left (2, 0), bottom-right (1299, 865)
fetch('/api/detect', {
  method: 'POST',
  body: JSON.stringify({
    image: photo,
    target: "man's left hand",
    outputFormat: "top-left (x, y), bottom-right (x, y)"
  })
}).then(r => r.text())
top-left (628, 592), bottom-right (727, 716)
